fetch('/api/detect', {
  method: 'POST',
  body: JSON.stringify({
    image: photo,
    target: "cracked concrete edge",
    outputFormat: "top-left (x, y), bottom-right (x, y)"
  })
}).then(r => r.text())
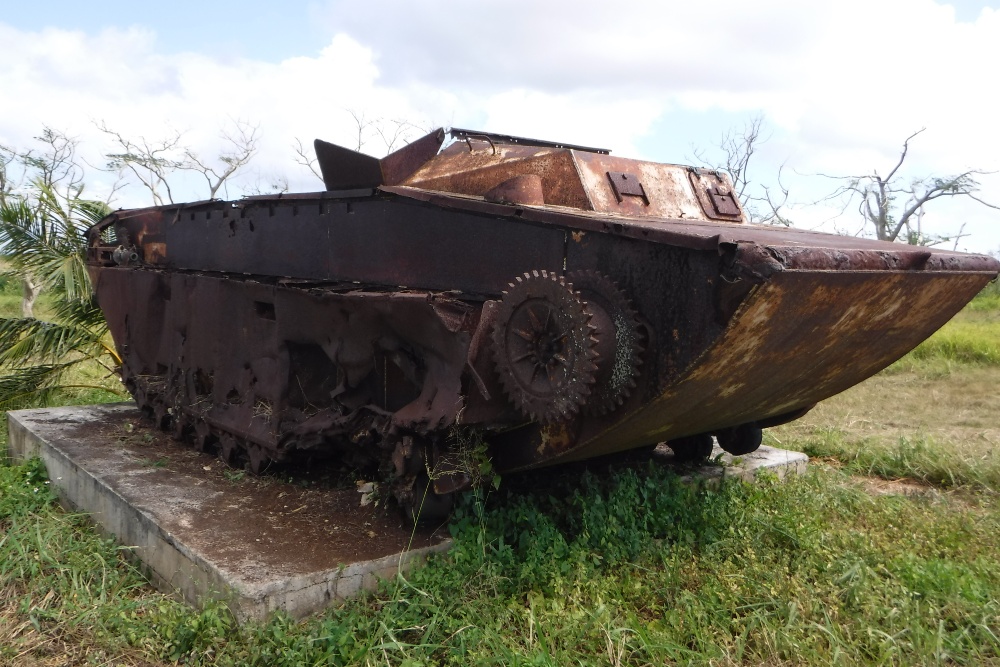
top-left (8, 409), bottom-right (241, 610)
top-left (6, 405), bottom-right (808, 622)
top-left (676, 445), bottom-right (809, 487)
top-left (6, 407), bottom-right (454, 622)
top-left (238, 539), bottom-right (453, 621)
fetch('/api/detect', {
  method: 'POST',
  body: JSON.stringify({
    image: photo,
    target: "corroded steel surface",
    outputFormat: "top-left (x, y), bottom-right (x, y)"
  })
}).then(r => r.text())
top-left (86, 127), bottom-right (1000, 517)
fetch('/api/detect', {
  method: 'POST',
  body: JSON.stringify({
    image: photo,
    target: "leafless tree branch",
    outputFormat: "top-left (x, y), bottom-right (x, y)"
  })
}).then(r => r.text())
top-left (693, 114), bottom-right (792, 225)
top-left (818, 131), bottom-right (996, 245)
top-left (292, 138), bottom-right (323, 184)
top-left (98, 118), bottom-right (261, 205)
top-left (345, 109), bottom-right (420, 156)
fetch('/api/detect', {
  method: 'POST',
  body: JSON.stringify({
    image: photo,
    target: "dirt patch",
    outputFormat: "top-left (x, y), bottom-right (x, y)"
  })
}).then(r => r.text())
top-left (858, 476), bottom-right (938, 498)
top-left (773, 365), bottom-right (1000, 459)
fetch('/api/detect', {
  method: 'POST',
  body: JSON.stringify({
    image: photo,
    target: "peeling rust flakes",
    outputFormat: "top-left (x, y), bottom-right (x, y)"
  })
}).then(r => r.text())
top-left (143, 242), bottom-right (167, 263)
top-left (537, 421), bottom-right (576, 456)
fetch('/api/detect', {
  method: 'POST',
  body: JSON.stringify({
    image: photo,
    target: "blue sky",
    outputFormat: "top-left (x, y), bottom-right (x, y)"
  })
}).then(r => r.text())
top-left (9, 0), bottom-right (997, 59)
top-left (6, 1), bottom-right (330, 61)
top-left (3, 0), bottom-right (1000, 252)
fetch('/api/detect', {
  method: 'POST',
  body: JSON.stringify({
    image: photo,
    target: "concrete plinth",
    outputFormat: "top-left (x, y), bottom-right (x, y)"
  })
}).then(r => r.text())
top-left (5, 404), bottom-right (808, 622)
top-left (6, 403), bottom-right (450, 622)
top-left (655, 442), bottom-right (810, 483)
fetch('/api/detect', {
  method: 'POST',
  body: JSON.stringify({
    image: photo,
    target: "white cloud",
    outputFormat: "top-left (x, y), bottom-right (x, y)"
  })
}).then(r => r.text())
top-left (1, 0), bottom-right (998, 251)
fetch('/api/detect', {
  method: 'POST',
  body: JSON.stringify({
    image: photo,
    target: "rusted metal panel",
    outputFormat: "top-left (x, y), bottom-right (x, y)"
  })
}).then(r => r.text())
top-left (573, 151), bottom-right (723, 221)
top-left (403, 144), bottom-right (595, 211)
top-left (106, 196), bottom-right (567, 295)
top-left (86, 126), bottom-right (1000, 519)
top-left (688, 168), bottom-right (745, 221)
top-left (539, 269), bottom-right (987, 467)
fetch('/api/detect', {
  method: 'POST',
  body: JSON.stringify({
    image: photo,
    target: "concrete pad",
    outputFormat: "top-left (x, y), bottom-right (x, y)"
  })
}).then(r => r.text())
top-left (5, 403), bottom-right (451, 622)
top-left (5, 404), bottom-right (808, 622)
top-left (653, 443), bottom-right (810, 483)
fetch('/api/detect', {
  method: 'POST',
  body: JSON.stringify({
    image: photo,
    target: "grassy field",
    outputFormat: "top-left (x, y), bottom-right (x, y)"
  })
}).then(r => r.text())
top-left (0, 282), bottom-right (999, 665)
top-left (772, 285), bottom-right (1000, 492)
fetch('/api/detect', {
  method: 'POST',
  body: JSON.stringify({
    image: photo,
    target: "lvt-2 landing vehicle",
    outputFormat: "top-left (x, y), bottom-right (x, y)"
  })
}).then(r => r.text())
top-left (86, 128), bottom-right (1000, 517)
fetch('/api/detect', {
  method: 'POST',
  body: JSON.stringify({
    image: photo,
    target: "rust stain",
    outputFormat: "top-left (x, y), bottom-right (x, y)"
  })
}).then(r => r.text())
top-left (536, 421), bottom-right (576, 456)
top-left (84, 126), bottom-right (1000, 511)
top-left (143, 242), bottom-right (167, 263)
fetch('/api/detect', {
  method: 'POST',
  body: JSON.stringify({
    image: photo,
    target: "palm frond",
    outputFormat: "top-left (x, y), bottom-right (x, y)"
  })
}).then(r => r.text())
top-left (0, 317), bottom-right (107, 368)
top-left (74, 197), bottom-right (113, 227)
top-left (0, 362), bottom-right (75, 411)
top-left (50, 294), bottom-right (110, 334)
top-left (1, 186), bottom-right (108, 302)
top-left (0, 177), bottom-right (123, 411)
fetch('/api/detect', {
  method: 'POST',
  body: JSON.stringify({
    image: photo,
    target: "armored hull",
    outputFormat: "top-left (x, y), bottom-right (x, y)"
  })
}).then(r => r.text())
top-left (86, 128), bottom-right (1000, 516)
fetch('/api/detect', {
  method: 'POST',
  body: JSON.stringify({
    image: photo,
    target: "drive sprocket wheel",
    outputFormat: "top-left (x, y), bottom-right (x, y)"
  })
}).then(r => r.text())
top-left (492, 270), bottom-right (599, 423)
top-left (565, 270), bottom-right (643, 415)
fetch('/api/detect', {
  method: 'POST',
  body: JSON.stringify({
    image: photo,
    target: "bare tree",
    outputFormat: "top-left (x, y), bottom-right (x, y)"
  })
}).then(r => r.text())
top-left (821, 129), bottom-right (997, 246)
top-left (184, 120), bottom-right (260, 198)
top-left (1, 127), bottom-right (86, 207)
top-left (694, 114), bottom-right (791, 226)
top-left (99, 118), bottom-right (261, 205)
top-left (292, 138), bottom-right (323, 184)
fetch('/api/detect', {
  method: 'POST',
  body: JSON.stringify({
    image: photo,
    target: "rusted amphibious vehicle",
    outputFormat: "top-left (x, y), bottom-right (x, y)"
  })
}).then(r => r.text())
top-left (86, 128), bottom-right (1000, 517)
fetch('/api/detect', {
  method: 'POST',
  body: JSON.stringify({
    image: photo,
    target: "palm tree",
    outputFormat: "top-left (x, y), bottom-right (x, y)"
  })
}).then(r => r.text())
top-left (0, 182), bottom-right (126, 410)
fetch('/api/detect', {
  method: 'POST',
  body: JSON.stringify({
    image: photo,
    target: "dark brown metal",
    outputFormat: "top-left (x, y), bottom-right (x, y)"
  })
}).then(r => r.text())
top-left (564, 270), bottom-right (642, 415)
top-left (607, 171), bottom-right (648, 205)
top-left (314, 139), bottom-right (383, 190)
top-left (491, 270), bottom-right (598, 423)
top-left (708, 187), bottom-right (740, 217)
top-left (86, 126), bottom-right (1000, 517)
top-left (380, 128), bottom-right (447, 185)
top-left (449, 127), bottom-right (610, 154)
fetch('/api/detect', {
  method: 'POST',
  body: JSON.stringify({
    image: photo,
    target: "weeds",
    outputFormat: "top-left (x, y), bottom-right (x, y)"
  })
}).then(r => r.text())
top-left (909, 313), bottom-right (1000, 366)
top-left (967, 278), bottom-right (1000, 312)
top-left (0, 273), bottom-right (996, 665)
top-left (791, 429), bottom-right (1000, 492)
top-left (1, 451), bottom-right (999, 665)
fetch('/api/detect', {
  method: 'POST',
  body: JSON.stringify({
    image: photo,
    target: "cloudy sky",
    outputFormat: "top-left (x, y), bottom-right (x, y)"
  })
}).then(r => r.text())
top-left (2, 0), bottom-right (999, 253)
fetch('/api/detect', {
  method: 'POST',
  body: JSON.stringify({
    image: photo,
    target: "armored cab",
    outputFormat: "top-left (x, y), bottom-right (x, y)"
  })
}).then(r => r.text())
top-left (86, 128), bottom-right (1000, 517)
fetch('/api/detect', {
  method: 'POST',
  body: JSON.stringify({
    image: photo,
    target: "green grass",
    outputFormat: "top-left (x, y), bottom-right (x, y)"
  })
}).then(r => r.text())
top-left (0, 280), bottom-right (998, 665)
top-left (779, 429), bottom-right (1000, 492)
top-left (907, 308), bottom-right (1000, 366)
top-left (967, 279), bottom-right (1000, 312)
top-left (1, 456), bottom-right (999, 665)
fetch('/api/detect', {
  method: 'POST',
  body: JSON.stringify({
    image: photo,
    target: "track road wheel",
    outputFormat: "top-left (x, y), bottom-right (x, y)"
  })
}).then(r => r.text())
top-left (492, 270), bottom-right (598, 423)
top-left (404, 474), bottom-right (454, 525)
top-left (565, 270), bottom-right (643, 416)
top-left (715, 423), bottom-right (763, 456)
top-left (667, 433), bottom-right (715, 463)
